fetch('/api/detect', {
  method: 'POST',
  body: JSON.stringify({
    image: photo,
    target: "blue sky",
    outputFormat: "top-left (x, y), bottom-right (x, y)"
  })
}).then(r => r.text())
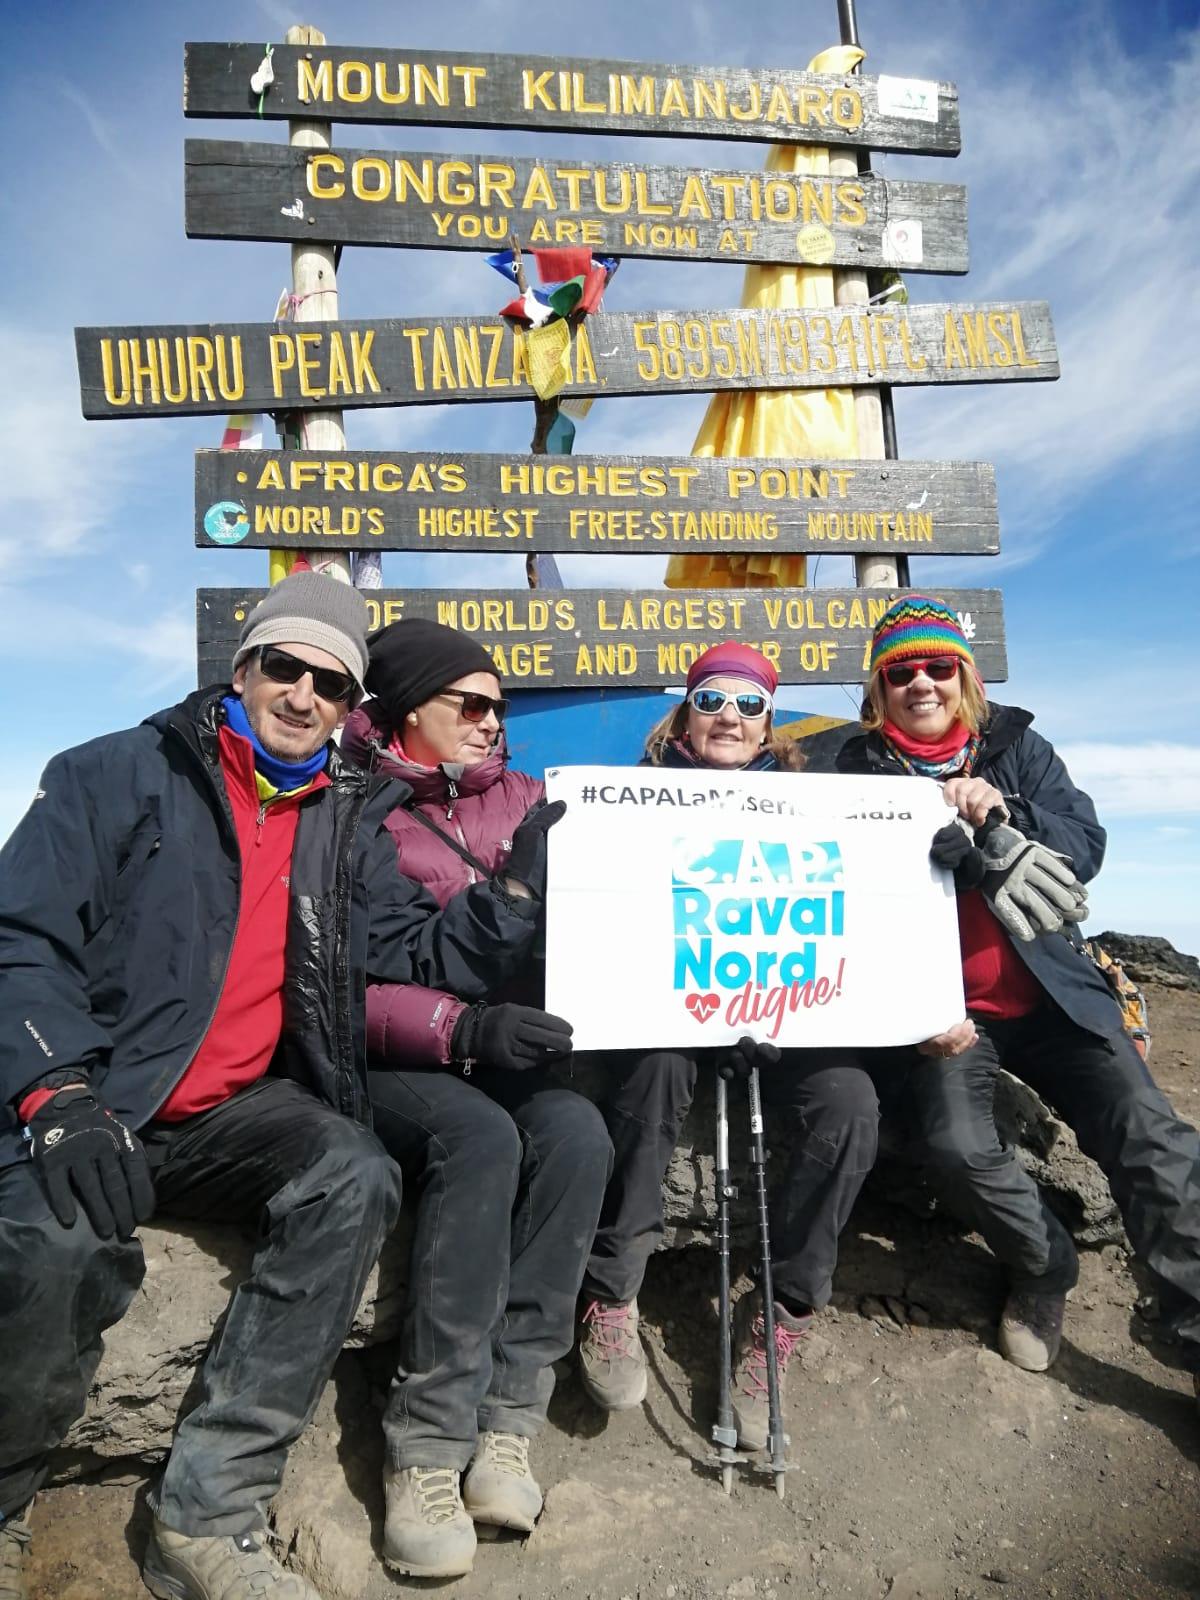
top-left (2, 0), bottom-right (1197, 953)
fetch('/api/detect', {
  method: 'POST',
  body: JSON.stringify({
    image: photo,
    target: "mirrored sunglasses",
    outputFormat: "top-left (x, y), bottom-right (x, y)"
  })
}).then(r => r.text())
top-left (434, 689), bottom-right (510, 724)
top-left (882, 657), bottom-right (960, 689)
top-left (257, 645), bottom-right (358, 704)
top-left (688, 687), bottom-right (772, 719)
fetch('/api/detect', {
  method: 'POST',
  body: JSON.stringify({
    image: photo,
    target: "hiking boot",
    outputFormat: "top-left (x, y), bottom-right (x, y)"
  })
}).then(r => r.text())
top-left (730, 1293), bottom-right (811, 1452)
top-left (0, 1508), bottom-right (32, 1600)
top-left (382, 1466), bottom-right (476, 1578)
top-left (142, 1518), bottom-right (324, 1600)
top-left (999, 1287), bottom-right (1068, 1372)
top-left (463, 1432), bottom-right (543, 1533)
top-left (578, 1297), bottom-right (649, 1410)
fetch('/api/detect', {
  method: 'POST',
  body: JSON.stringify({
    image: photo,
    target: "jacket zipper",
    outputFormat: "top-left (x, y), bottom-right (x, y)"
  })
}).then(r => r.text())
top-left (142, 716), bottom-right (243, 1122)
top-left (442, 777), bottom-right (476, 885)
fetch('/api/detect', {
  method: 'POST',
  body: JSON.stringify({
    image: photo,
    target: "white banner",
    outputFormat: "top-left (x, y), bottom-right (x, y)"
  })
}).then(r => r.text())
top-left (544, 766), bottom-right (965, 1051)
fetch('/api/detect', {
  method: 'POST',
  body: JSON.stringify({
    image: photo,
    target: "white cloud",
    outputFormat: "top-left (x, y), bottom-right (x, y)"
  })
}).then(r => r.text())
top-left (0, 328), bottom-right (163, 577)
top-left (1056, 741), bottom-right (1200, 816)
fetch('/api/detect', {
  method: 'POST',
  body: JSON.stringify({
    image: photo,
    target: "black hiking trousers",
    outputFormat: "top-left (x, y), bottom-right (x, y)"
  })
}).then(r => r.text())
top-left (892, 1006), bottom-right (1200, 1368)
top-left (0, 1078), bottom-right (402, 1531)
top-left (582, 1049), bottom-right (881, 1313)
top-left (369, 1066), bottom-right (612, 1470)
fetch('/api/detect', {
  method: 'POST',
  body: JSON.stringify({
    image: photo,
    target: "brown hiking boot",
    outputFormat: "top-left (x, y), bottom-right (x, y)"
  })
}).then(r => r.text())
top-left (999, 1287), bottom-right (1068, 1371)
top-left (143, 1517), bottom-right (326, 1599)
top-left (730, 1293), bottom-right (811, 1451)
top-left (579, 1297), bottom-right (649, 1410)
top-left (0, 1508), bottom-right (31, 1600)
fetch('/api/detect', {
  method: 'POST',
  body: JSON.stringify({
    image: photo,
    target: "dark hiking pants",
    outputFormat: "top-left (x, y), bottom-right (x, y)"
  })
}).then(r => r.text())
top-left (0, 1078), bottom-right (402, 1532)
top-left (892, 1007), bottom-right (1200, 1368)
top-left (582, 1049), bottom-right (880, 1314)
top-left (369, 1067), bottom-right (612, 1470)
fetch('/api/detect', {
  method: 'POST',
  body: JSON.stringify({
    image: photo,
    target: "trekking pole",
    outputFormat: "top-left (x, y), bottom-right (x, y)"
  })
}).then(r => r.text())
top-left (712, 1067), bottom-right (739, 1494)
top-left (747, 1065), bottom-right (789, 1499)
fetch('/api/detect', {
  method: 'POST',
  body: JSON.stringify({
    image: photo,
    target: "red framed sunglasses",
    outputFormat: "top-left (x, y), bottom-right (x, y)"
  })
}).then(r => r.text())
top-left (882, 657), bottom-right (960, 688)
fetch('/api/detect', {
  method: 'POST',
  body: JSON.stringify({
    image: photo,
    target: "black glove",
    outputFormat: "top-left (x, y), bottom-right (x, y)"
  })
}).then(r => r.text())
top-left (26, 1087), bottom-right (155, 1240)
top-left (451, 1002), bottom-right (574, 1071)
top-left (929, 820), bottom-right (986, 890)
top-left (502, 800), bottom-right (567, 900)
top-left (976, 808), bottom-right (1089, 942)
top-left (719, 1035), bottom-right (782, 1081)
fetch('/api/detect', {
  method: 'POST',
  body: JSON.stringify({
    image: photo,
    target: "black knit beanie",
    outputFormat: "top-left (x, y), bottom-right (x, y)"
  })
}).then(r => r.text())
top-left (365, 619), bottom-right (501, 723)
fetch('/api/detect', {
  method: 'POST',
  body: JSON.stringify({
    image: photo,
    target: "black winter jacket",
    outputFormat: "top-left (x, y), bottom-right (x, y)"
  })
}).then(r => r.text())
top-left (0, 687), bottom-right (537, 1168)
top-left (835, 703), bottom-right (1124, 1044)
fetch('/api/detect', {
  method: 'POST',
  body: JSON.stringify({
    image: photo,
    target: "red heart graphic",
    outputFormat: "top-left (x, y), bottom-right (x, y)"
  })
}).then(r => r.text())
top-left (685, 992), bottom-right (720, 1023)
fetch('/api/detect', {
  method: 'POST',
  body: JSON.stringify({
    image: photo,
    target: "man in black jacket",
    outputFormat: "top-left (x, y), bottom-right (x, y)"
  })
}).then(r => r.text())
top-left (0, 575), bottom-right (544, 1600)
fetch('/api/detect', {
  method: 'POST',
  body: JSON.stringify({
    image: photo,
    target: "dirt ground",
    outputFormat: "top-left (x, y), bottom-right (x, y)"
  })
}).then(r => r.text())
top-left (29, 985), bottom-right (1200, 1600)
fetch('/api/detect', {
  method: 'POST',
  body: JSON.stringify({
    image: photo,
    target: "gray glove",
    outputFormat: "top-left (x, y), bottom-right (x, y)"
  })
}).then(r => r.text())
top-left (976, 808), bottom-right (1089, 942)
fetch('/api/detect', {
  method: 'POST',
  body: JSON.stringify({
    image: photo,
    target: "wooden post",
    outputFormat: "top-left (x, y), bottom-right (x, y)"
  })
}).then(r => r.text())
top-left (284, 23), bottom-right (351, 583)
top-left (832, 0), bottom-right (900, 590)
top-left (510, 237), bottom-right (560, 591)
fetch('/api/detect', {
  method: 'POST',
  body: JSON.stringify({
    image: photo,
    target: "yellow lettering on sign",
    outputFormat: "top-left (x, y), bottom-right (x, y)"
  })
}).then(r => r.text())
top-left (307, 153), bottom-right (345, 199)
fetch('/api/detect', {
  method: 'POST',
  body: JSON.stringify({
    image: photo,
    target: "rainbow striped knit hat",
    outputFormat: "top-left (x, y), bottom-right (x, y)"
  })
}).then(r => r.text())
top-left (869, 594), bottom-right (980, 684)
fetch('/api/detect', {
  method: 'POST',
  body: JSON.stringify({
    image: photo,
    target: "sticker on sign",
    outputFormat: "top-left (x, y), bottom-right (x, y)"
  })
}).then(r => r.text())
top-left (882, 218), bottom-right (924, 266)
top-left (876, 75), bottom-right (940, 123)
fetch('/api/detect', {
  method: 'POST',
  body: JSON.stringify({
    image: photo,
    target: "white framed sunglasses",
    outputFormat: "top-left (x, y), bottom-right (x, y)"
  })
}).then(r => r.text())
top-left (687, 686), bottom-right (773, 719)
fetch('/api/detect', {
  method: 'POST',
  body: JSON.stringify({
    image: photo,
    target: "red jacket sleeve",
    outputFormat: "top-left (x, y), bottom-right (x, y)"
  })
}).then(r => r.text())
top-left (366, 980), bottom-right (467, 1069)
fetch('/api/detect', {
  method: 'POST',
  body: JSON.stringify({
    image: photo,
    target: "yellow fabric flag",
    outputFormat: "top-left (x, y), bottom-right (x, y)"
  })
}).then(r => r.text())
top-left (666, 44), bottom-right (866, 590)
top-left (526, 318), bottom-right (574, 401)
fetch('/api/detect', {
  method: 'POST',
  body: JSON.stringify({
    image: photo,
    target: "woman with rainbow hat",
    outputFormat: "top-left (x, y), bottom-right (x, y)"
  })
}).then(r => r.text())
top-left (577, 640), bottom-right (882, 1451)
top-left (837, 594), bottom-right (1200, 1394)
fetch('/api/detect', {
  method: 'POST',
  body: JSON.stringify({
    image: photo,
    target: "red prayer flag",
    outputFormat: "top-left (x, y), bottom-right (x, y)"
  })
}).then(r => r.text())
top-left (531, 247), bottom-right (593, 284)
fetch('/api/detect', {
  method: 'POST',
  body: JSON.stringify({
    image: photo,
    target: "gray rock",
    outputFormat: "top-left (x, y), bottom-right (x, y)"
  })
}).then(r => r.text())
top-left (1095, 931), bottom-right (1200, 992)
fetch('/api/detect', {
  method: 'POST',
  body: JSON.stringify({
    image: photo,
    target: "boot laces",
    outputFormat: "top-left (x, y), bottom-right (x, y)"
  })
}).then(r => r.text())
top-left (480, 1431), bottom-right (531, 1478)
top-left (737, 1312), bottom-right (807, 1400)
top-left (582, 1299), bottom-right (636, 1359)
top-left (411, 1467), bottom-right (465, 1524)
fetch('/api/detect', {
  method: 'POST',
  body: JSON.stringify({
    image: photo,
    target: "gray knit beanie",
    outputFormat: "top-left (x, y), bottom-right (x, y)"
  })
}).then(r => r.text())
top-left (232, 573), bottom-right (370, 689)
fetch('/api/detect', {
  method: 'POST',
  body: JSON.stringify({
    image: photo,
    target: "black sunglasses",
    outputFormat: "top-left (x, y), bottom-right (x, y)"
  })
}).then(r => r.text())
top-left (433, 689), bottom-right (510, 724)
top-left (257, 645), bottom-right (358, 704)
top-left (882, 657), bottom-right (960, 689)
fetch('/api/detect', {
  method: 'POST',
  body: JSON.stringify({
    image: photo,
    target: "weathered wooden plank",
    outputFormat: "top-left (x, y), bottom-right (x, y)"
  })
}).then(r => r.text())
top-left (184, 137), bottom-right (968, 274)
top-left (195, 449), bottom-right (999, 555)
top-left (78, 303), bottom-right (1057, 420)
top-left (184, 44), bottom-right (961, 156)
top-left (197, 587), bottom-right (1005, 688)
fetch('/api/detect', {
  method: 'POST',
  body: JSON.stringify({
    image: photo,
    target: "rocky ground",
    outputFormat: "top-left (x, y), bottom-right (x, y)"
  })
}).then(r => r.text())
top-left (28, 981), bottom-right (1200, 1600)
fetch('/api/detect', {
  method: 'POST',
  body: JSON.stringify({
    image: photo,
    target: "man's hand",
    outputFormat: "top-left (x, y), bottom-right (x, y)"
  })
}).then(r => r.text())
top-left (917, 1019), bottom-right (979, 1060)
top-left (719, 1036), bottom-right (782, 1081)
top-left (500, 800), bottom-right (567, 901)
top-left (451, 1002), bottom-right (574, 1071)
top-left (26, 1087), bottom-right (155, 1239)
top-left (977, 810), bottom-right (1088, 941)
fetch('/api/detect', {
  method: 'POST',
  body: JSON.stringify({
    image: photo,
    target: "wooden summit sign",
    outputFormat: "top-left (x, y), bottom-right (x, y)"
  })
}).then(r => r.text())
top-left (184, 44), bottom-right (961, 156)
top-left (78, 303), bottom-right (1056, 419)
top-left (184, 138), bottom-right (968, 274)
top-left (195, 449), bottom-right (999, 555)
top-left (197, 587), bottom-right (1005, 688)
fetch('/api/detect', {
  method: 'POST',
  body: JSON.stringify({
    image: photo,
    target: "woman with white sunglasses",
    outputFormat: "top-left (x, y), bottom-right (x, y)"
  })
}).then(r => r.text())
top-left (577, 641), bottom-right (880, 1456)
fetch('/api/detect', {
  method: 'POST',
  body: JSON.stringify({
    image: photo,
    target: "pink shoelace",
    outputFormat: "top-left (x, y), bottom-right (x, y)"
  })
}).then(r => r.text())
top-left (582, 1299), bottom-right (636, 1359)
top-left (737, 1312), bottom-right (809, 1400)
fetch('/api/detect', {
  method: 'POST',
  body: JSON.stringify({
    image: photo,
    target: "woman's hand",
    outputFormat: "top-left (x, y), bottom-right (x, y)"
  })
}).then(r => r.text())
top-left (916, 1018), bottom-right (979, 1061)
top-left (941, 777), bottom-right (1008, 828)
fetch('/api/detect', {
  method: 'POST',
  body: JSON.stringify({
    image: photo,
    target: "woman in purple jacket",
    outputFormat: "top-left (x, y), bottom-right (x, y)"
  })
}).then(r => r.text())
top-left (341, 620), bottom-right (612, 1580)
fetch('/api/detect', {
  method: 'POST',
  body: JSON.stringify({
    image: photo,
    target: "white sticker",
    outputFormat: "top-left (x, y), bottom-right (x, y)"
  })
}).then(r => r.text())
top-left (877, 75), bottom-right (940, 123)
top-left (882, 218), bottom-right (924, 266)
top-left (280, 198), bottom-right (305, 220)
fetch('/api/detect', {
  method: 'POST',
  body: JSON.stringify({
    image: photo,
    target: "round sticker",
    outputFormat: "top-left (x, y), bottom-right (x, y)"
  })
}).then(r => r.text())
top-left (203, 501), bottom-right (250, 546)
top-left (795, 224), bottom-right (836, 264)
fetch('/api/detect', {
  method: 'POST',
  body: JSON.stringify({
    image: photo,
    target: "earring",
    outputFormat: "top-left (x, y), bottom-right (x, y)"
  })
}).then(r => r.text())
top-left (407, 712), bottom-right (418, 725)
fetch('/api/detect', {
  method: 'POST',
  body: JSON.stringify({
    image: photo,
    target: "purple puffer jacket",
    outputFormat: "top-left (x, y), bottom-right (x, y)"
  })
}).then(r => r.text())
top-left (342, 701), bottom-right (544, 1067)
